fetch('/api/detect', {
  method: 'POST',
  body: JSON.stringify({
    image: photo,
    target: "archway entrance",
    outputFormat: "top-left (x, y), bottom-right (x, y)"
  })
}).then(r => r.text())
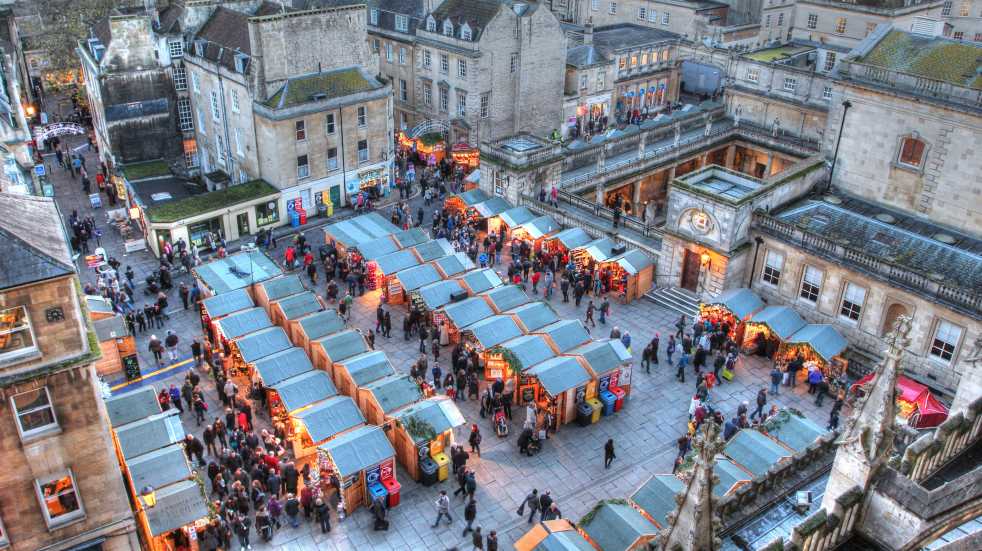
top-left (882, 303), bottom-right (911, 337)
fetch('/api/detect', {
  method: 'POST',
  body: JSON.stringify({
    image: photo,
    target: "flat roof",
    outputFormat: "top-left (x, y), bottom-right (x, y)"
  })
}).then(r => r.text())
top-left (678, 166), bottom-right (763, 202)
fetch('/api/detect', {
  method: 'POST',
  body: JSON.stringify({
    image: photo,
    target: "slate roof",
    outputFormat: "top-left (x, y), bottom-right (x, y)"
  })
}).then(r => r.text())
top-left (579, 502), bottom-right (658, 551)
top-left (428, 0), bottom-right (501, 41)
top-left (294, 395), bottom-right (365, 443)
top-left (362, 374), bottom-right (422, 414)
top-left (567, 44), bottom-right (608, 69)
top-left (0, 194), bottom-right (74, 289)
top-left (201, 288), bottom-right (254, 319)
top-left (127, 444), bottom-right (192, 494)
top-left (365, 0), bottom-right (425, 35)
top-left (319, 425), bottom-right (395, 477)
top-left (272, 370), bottom-right (337, 412)
top-left (260, 276), bottom-right (306, 302)
top-left (195, 7), bottom-right (251, 72)
top-left (297, 309), bottom-right (345, 341)
top-left (105, 386), bottom-right (160, 427)
top-left (265, 67), bottom-right (384, 109)
top-left (156, 3), bottom-right (184, 34)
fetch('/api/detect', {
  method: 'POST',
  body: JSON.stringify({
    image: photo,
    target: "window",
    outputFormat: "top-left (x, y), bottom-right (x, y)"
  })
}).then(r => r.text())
top-left (630, 55), bottom-right (638, 67)
top-left (976, 33), bottom-right (982, 42)
top-left (942, 1), bottom-right (952, 15)
top-left (480, 92), bottom-right (490, 118)
top-left (458, 59), bottom-right (467, 77)
top-left (439, 86), bottom-right (449, 112)
top-left (930, 320), bottom-right (962, 363)
top-left (295, 120), bottom-right (306, 141)
top-left (426, 16), bottom-right (436, 32)
top-left (641, 53), bottom-right (648, 65)
top-left (834, 17), bottom-right (846, 34)
top-left (580, 74), bottom-right (588, 89)
top-left (210, 90), bottom-right (221, 121)
top-left (184, 140), bottom-right (198, 168)
top-left (778, 13), bottom-right (784, 26)
top-left (395, 14), bottom-right (409, 32)
top-left (399, 79), bottom-right (408, 101)
top-left (639, 7), bottom-right (646, 20)
top-left (762, 250), bottom-right (783, 285)
top-left (440, 53), bottom-right (449, 74)
top-left (173, 65), bottom-right (187, 90)
top-left (357, 106), bottom-right (367, 127)
top-left (898, 136), bottom-right (926, 167)
top-left (648, 10), bottom-right (658, 22)
top-left (597, 70), bottom-right (605, 89)
top-left (839, 282), bottom-right (865, 322)
top-left (953, 31), bottom-right (964, 40)
top-left (385, 42), bottom-right (393, 63)
top-left (662, 49), bottom-right (670, 61)
top-left (168, 40), bottom-right (184, 58)
top-left (823, 52), bottom-right (836, 72)
top-left (783, 77), bottom-right (797, 92)
top-left (297, 155), bottom-right (309, 179)
top-left (256, 202), bottom-right (279, 226)
top-left (216, 135), bottom-right (225, 166)
top-left (591, 0), bottom-right (599, 10)
top-left (230, 89), bottom-right (240, 113)
top-left (959, 0), bottom-right (970, 16)
top-left (372, 38), bottom-right (380, 53)
top-left (196, 108), bottom-right (206, 134)
top-left (423, 50), bottom-right (432, 68)
top-left (807, 13), bottom-right (817, 29)
top-left (325, 113), bottom-right (336, 134)
top-left (399, 47), bottom-right (406, 65)
top-left (461, 25), bottom-right (472, 40)
top-left (191, 71), bottom-right (200, 93)
top-left (510, 53), bottom-right (519, 73)
top-left (443, 20), bottom-right (454, 37)
top-left (766, 14), bottom-right (771, 27)
top-left (177, 98), bottom-right (193, 131)
top-left (423, 83), bottom-right (433, 106)
top-left (370, 8), bottom-right (378, 25)
top-left (823, 85), bottom-right (833, 100)
top-left (746, 68), bottom-right (759, 82)
top-left (35, 471), bottom-right (84, 528)
top-left (12, 387), bottom-right (58, 438)
top-left (662, 12), bottom-right (670, 25)
top-left (327, 147), bottom-right (339, 171)
top-left (358, 139), bottom-right (369, 163)
top-left (609, 2), bottom-right (617, 14)
top-left (799, 265), bottom-right (823, 303)
top-left (457, 91), bottom-right (467, 116)
top-left (234, 128), bottom-right (243, 156)
top-left (618, 57), bottom-right (626, 70)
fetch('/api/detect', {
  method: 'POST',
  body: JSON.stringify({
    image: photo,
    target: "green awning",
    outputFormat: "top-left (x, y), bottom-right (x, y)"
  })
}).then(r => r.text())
top-left (259, 275), bottom-right (306, 302)
top-left (506, 302), bottom-right (559, 332)
top-left (518, 215), bottom-right (561, 239)
top-left (611, 249), bottom-right (654, 276)
top-left (340, 351), bottom-right (396, 386)
top-left (499, 206), bottom-right (536, 228)
top-left (319, 425), bottom-right (395, 478)
top-left (294, 396), bottom-right (365, 443)
top-left (253, 347), bottom-right (313, 386)
top-left (455, 188), bottom-right (490, 206)
top-left (236, 327), bottom-right (292, 363)
top-left (579, 502), bottom-right (658, 551)
top-left (463, 315), bottom-right (523, 349)
top-left (444, 297), bottom-right (495, 329)
top-left (470, 197), bottom-right (511, 218)
top-left (275, 291), bottom-right (323, 321)
top-left (216, 307), bottom-right (272, 339)
top-left (194, 251), bottom-right (283, 294)
top-left (105, 386), bottom-right (160, 427)
top-left (316, 330), bottom-right (369, 363)
top-left (750, 306), bottom-right (807, 340)
top-left (272, 371), bottom-right (338, 412)
top-left (396, 263), bottom-right (442, 291)
top-left (481, 284), bottom-right (530, 313)
top-left (297, 310), bottom-right (345, 341)
top-left (548, 227), bottom-right (593, 250)
top-left (201, 288), bottom-right (254, 319)
top-left (362, 374), bottom-right (422, 415)
top-left (707, 288), bottom-right (764, 319)
top-left (575, 238), bottom-right (618, 262)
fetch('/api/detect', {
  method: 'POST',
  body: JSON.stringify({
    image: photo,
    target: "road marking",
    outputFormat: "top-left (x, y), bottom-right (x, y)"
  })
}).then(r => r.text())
top-left (110, 357), bottom-right (194, 392)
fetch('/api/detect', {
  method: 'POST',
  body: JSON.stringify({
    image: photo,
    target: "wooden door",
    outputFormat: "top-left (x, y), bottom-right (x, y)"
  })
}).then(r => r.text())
top-left (681, 249), bottom-right (701, 292)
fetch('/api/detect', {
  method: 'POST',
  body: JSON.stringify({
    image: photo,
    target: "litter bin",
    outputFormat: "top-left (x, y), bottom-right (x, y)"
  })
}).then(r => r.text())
top-left (576, 402), bottom-right (593, 427)
top-left (587, 398), bottom-right (603, 424)
top-left (610, 386), bottom-right (626, 412)
top-left (599, 390), bottom-right (616, 416)
top-left (431, 451), bottom-right (450, 482)
top-left (419, 457), bottom-right (438, 486)
top-left (381, 477), bottom-right (401, 508)
top-left (368, 481), bottom-right (388, 505)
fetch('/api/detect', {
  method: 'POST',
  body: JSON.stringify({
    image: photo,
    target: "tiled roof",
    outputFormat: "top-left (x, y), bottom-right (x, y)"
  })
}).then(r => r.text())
top-left (195, 7), bottom-right (251, 71)
top-left (265, 67), bottom-right (384, 108)
top-left (567, 44), bottom-right (607, 68)
top-left (429, 0), bottom-right (501, 41)
top-left (156, 3), bottom-right (184, 34)
top-left (0, 194), bottom-right (74, 289)
top-left (861, 29), bottom-right (982, 90)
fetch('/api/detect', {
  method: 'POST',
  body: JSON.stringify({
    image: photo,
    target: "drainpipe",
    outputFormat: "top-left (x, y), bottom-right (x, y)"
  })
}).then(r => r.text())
top-left (747, 235), bottom-right (763, 287)
top-left (338, 107), bottom-right (348, 206)
top-left (827, 99), bottom-right (852, 192)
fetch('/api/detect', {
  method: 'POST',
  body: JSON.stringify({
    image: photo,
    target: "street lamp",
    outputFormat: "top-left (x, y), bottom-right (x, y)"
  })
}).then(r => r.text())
top-left (827, 100), bottom-right (852, 192)
top-left (140, 486), bottom-right (157, 508)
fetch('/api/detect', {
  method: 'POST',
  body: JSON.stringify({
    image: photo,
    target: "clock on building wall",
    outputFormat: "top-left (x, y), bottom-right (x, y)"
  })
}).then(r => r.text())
top-left (689, 209), bottom-right (713, 235)
top-left (45, 307), bottom-right (65, 323)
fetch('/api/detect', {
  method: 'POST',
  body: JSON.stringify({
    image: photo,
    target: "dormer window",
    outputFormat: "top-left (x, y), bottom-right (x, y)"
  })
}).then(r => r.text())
top-left (461, 23), bottom-right (472, 40)
top-left (443, 19), bottom-right (454, 37)
top-left (426, 16), bottom-right (436, 32)
top-left (370, 8), bottom-right (378, 25)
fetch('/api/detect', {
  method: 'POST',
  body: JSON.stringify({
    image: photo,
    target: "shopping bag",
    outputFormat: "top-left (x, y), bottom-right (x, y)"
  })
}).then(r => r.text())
top-left (782, 372), bottom-right (790, 384)
top-left (721, 368), bottom-right (734, 381)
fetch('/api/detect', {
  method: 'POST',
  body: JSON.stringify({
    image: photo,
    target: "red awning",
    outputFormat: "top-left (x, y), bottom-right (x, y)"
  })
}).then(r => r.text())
top-left (850, 374), bottom-right (949, 428)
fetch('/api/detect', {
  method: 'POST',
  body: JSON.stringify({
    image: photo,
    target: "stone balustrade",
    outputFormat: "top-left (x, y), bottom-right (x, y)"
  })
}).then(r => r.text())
top-left (901, 396), bottom-right (982, 483)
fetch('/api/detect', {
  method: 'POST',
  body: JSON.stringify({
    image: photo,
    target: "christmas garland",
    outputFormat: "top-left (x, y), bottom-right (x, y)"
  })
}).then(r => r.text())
top-left (488, 345), bottom-right (522, 373)
top-left (578, 498), bottom-right (630, 527)
top-left (194, 473), bottom-right (219, 519)
top-left (403, 416), bottom-right (437, 442)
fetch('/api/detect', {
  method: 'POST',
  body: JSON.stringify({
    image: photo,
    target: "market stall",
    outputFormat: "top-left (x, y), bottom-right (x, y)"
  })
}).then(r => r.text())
top-left (781, 324), bottom-right (849, 381)
top-left (269, 370), bottom-right (338, 440)
top-left (461, 316), bottom-right (524, 380)
top-left (352, 234), bottom-right (400, 262)
top-left (392, 227), bottom-right (430, 249)
top-left (199, 288), bottom-right (254, 342)
top-left (512, 215), bottom-right (561, 252)
top-left (723, 429), bottom-right (793, 478)
top-left (392, 263), bottom-right (443, 305)
top-left (216, 307), bottom-right (273, 343)
top-left (459, 268), bottom-right (504, 295)
top-left (255, 275), bottom-right (306, 312)
top-left (514, 519), bottom-right (593, 551)
top-left (759, 410), bottom-right (828, 453)
top-left (744, 306), bottom-right (807, 359)
top-left (292, 395), bottom-right (366, 459)
top-left (571, 237), bottom-right (620, 273)
top-left (450, 142), bottom-right (479, 169)
top-left (293, 309), bottom-right (345, 355)
top-left (630, 475), bottom-right (685, 529)
top-left (412, 238), bottom-right (456, 263)
top-left (94, 316), bottom-right (139, 379)
top-left (712, 457), bottom-right (753, 497)
top-left (699, 288), bottom-right (764, 344)
top-left (399, 131), bottom-right (445, 163)
top-left (496, 206), bottom-right (536, 240)
top-left (228, 326), bottom-right (293, 380)
top-left (433, 252), bottom-right (476, 279)
top-left (253, 347), bottom-right (315, 406)
top-left (440, 296), bottom-right (496, 345)
top-left (520, 356), bottom-right (594, 431)
top-left (138, 478), bottom-right (211, 551)
top-left (105, 386), bottom-right (160, 429)
top-left (270, 291), bottom-right (324, 328)
top-left (481, 284), bottom-right (530, 314)
top-left (391, 396), bottom-right (466, 482)
top-left (358, 374), bottom-right (423, 427)
top-left (486, 335), bottom-right (556, 382)
top-left (371, 250), bottom-right (421, 302)
top-left (317, 425), bottom-right (397, 513)
top-left (601, 249), bottom-right (655, 303)
top-left (115, 410), bottom-right (185, 461)
top-left (570, 339), bottom-right (633, 403)
top-left (444, 189), bottom-right (491, 216)
top-left (193, 250), bottom-right (284, 299)
top-left (505, 302), bottom-right (560, 333)
top-left (355, 166), bottom-right (390, 199)
top-left (323, 212), bottom-right (401, 256)
top-left (409, 280), bottom-right (466, 322)
top-left (533, 319), bottom-right (592, 354)
top-left (542, 227), bottom-right (593, 258)
top-left (850, 374), bottom-right (949, 428)
top-left (334, 350), bottom-right (397, 398)
top-left (470, 197), bottom-right (513, 234)
top-left (579, 502), bottom-right (658, 551)
top-left (309, 329), bottom-right (370, 386)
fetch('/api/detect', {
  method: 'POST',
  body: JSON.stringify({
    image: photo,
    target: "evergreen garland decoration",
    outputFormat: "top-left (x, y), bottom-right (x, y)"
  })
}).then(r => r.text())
top-left (578, 498), bottom-right (629, 527)
top-left (489, 345), bottom-right (522, 372)
top-left (403, 416), bottom-right (437, 441)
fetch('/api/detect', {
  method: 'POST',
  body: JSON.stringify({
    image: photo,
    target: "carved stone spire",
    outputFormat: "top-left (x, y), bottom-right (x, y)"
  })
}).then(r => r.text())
top-left (822, 315), bottom-right (911, 511)
top-left (659, 420), bottom-right (724, 551)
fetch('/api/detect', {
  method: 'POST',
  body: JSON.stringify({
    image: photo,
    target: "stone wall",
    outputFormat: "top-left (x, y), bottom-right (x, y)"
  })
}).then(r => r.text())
top-left (103, 16), bottom-right (157, 72)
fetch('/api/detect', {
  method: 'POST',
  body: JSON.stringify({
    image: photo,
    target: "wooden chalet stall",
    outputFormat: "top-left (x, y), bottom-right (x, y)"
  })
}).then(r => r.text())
top-left (496, 206), bottom-right (536, 241)
top-left (255, 275), bottom-right (306, 313)
top-left (570, 339), bottom-right (633, 405)
top-left (571, 237), bottom-right (621, 273)
top-left (357, 235), bottom-right (403, 293)
top-left (94, 315), bottom-right (138, 378)
top-left (199, 288), bottom-right (254, 343)
top-left (372, 250), bottom-right (421, 304)
top-left (445, 189), bottom-right (490, 216)
top-left (439, 297), bottom-right (495, 345)
top-left (579, 502), bottom-right (658, 551)
top-left (781, 324), bottom-right (849, 381)
top-left (542, 227), bottom-right (593, 259)
top-left (469, 197), bottom-right (513, 235)
top-left (433, 252), bottom-right (476, 279)
top-left (409, 280), bottom-right (466, 324)
top-left (391, 227), bottom-right (430, 249)
top-left (533, 319), bottom-right (592, 354)
top-left (712, 457), bottom-right (754, 497)
top-left (391, 397), bottom-right (466, 482)
top-left (486, 334), bottom-right (556, 383)
top-left (323, 212), bottom-right (401, 257)
top-left (193, 250), bottom-right (283, 300)
top-left (519, 356), bottom-right (594, 431)
top-left (292, 309), bottom-right (345, 354)
top-left (252, 347), bottom-right (315, 411)
top-left (459, 268), bottom-right (504, 296)
top-left (215, 307), bottom-right (273, 350)
top-left (105, 386), bottom-right (161, 430)
top-left (334, 351), bottom-right (397, 399)
top-left (460, 315), bottom-right (524, 380)
top-left (391, 263), bottom-right (443, 306)
top-left (269, 370), bottom-right (338, 443)
top-left (512, 215), bottom-right (561, 253)
top-left (291, 395), bottom-right (366, 459)
top-left (358, 374), bottom-right (423, 428)
top-left (480, 284), bottom-right (530, 314)
top-left (317, 425), bottom-right (397, 513)
top-left (505, 302), bottom-right (560, 333)
top-left (630, 475), bottom-right (685, 529)
top-left (744, 306), bottom-right (806, 360)
top-left (352, 234), bottom-right (400, 263)
top-left (699, 288), bottom-right (764, 344)
top-left (514, 519), bottom-right (593, 551)
top-left (411, 238), bottom-right (456, 263)
top-left (270, 291), bottom-right (324, 330)
top-left (723, 429), bottom-right (793, 479)
top-left (114, 410), bottom-right (185, 463)
top-left (600, 249), bottom-right (655, 303)
top-left (228, 326), bottom-right (293, 381)
top-left (309, 329), bottom-right (370, 387)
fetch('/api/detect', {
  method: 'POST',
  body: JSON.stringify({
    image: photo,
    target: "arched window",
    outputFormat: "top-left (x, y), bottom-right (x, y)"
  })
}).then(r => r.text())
top-left (426, 16), bottom-right (436, 32)
top-left (898, 135), bottom-right (926, 168)
top-left (443, 19), bottom-right (454, 37)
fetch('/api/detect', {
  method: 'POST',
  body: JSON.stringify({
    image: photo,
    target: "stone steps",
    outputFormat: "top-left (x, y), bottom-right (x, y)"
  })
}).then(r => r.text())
top-left (645, 286), bottom-right (700, 318)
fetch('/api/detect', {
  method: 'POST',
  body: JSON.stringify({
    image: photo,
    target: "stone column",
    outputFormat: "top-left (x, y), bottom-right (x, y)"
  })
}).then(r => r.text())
top-left (724, 145), bottom-right (736, 169)
top-left (765, 153), bottom-right (774, 177)
top-left (637, 132), bottom-right (647, 160)
top-left (595, 146), bottom-right (606, 205)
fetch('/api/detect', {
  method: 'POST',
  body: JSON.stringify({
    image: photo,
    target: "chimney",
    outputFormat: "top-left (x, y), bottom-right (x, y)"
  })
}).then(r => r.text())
top-left (584, 21), bottom-right (593, 45)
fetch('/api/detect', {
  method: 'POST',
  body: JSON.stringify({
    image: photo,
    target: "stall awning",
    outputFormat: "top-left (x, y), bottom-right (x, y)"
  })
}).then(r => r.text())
top-left (579, 502), bottom-right (658, 551)
top-left (116, 410), bottom-right (184, 460)
top-left (418, 280), bottom-right (464, 310)
top-left (236, 327), bottom-right (293, 363)
top-left (630, 475), bottom-right (684, 529)
top-left (317, 330), bottom-right (369, 363)
top-left (611, 249), bottom-right (654, 276)
top-left (471, 197), bottom-right (512, 218)
top-left (482, 284), bottom-right (530, 313)
top-left (342, 351), bottom-right (396, 386)
top-left (497, 335), bottom-right (555, 370)
top-left (276, 291), bottom-right (323, 321)
top-left (714, 458), bottom-right (751, 497)
top-left (464, 315), bottom-right (523, 349)
top-left (355, 235), bottom-right (400, 261)
top-left (499, 206), bottom-right (536, 229)
top-left (393, 397), bottom-right (466, 443)
top-left (708, 288), bottom-right (764, 320)
top-left (105, 386), bottom-right (160, 428)
top-left (762, 411), bottom-right (828, 453)
top-left (413, 238), bottom-right (456, 262)
top-left (444, 297), bottom-right (495, 329)
top-left (272, 371), bottom-right (338, 413)
top-left (548, 228), bottom-right (593, 251)
top-left (517, 521), bottom-right (594, 551)
top-left (787, 324), bottom-right (848, 362)
top-left (434, 252), bottom-right (476, 277)
top-left (460, 268), bottom-right (503, 294)
top-left (519, 215), bottom-right (561, 240)
top-left (259, 275), bottom-right (305, 303)
top-left (217, 307), bottom-right (273, 340)
top-left (575, 238), bottom-right (618, 262)
top-left (749, 306), bottom-right (807, 340)
top-left (193, 251), bottom-right (283, 294)
top-left (362, 374), bottom-right (422, 415)
top-left (396, 263), bottom-right (442, 291)
top-left (294, 396), bottom-right (365, 443)
top-left (506, 302), bottom-right (559, 332)
top-left (127, 444), bottom-right (192, 493)
top-left (324, 213), bottom-right (400, 248)
top-left (456, 188), bottom-right (490, 206)
top-left (145, 479), bottom-right (210, 537)
top-left (525, 356), bottom-right (592, 396)
top-left (254, 347), bottom-right (313, 386)
top-left (723, 429), bottom-right (791, 477)
top-left (375, 250), bottom-right (420, 275)
top-left (348, 212), bottom-right (400, 237)
top-left (297, 309), bottom-right (345, 341)
top-left (570, 339), bottom-right (631, 375)
top-left (201, 288), bottom-right (254, 319)
top-left (319, 425), bottom-right (395, 478)
top-left (392, 227), bottom-right (430, 248)
top-left (535, 320), bottom-right (591, 353)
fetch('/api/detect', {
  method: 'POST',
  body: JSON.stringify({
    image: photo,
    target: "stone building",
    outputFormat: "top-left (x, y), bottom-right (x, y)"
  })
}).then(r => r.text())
top-left (0, 5), bottom-right (35, 194)
top-left (366, 0), bottom-right (425, 131)
top-left (0, 193), bottom-right (139, 551)
top-left (557, 0), bottom-right (731, 40)
top-left (940, 0), bottom-right (982, 41)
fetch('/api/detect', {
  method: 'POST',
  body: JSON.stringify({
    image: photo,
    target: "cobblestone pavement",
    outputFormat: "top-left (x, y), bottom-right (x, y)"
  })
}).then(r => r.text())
top-left (47, 131), bottom-right (841, 551)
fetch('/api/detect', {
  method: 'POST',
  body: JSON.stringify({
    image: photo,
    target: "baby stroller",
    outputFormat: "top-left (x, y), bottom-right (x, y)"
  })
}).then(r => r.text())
top-left (494, 406), bottom-right (509, 437)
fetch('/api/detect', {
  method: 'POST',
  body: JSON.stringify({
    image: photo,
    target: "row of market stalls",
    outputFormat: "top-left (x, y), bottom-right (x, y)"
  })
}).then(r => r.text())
top-left (104, 386), bottom-right (210, 551)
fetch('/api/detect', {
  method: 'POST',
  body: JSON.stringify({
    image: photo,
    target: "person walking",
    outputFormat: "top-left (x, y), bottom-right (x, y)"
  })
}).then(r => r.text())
top-left (538, 491), bottom-right (553, 522)
top-left (432, 490), bottom-right (453, 527)
top-left (179, 283), bottom-right (190, 309)
top-left (770, 365), bottom-right (783, 395)
top-left (469, 424), bottom-right (482, 457)
top-left (284, 494), bottom-right (301, 528)
top-left (191, 338), bottom-right (203, 367)
top-left (314, 498), bottom-right (331, 533)
top-left (676, 349), bottom-right (690, 383)
top-left (750, 388), bottom-right (767, 421)
top-left (472, 526), bottom-right (484, 550)
top-left (149, 334), bottom-right (164, 366)
top-left (462, 497), bottom-right (477, 536)
top-left (585, 300), bottom-right (596, 328)
top-left (666, 335), bottom-right (676, 365)
top-left (165, 330), bottom-right (180, 362)
top-left (519, 489), bottom-right (540, 524)
top-left (604, 438), bottom-right (616, 469)
top-left (675, 315), bottom-right (686, 338)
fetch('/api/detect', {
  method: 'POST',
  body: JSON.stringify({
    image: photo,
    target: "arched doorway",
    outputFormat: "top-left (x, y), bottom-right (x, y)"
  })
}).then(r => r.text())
top-left (882, 302), bottom-right (911, 336)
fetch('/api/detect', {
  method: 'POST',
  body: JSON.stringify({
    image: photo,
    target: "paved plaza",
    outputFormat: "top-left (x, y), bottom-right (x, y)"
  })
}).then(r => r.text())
top-left (47, 132), bottom-right (840, 551)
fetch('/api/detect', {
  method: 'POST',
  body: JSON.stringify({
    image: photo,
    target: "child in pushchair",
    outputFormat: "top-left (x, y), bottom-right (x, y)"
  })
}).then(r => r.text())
top-left (494, 405), bottom-right (509, 437)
